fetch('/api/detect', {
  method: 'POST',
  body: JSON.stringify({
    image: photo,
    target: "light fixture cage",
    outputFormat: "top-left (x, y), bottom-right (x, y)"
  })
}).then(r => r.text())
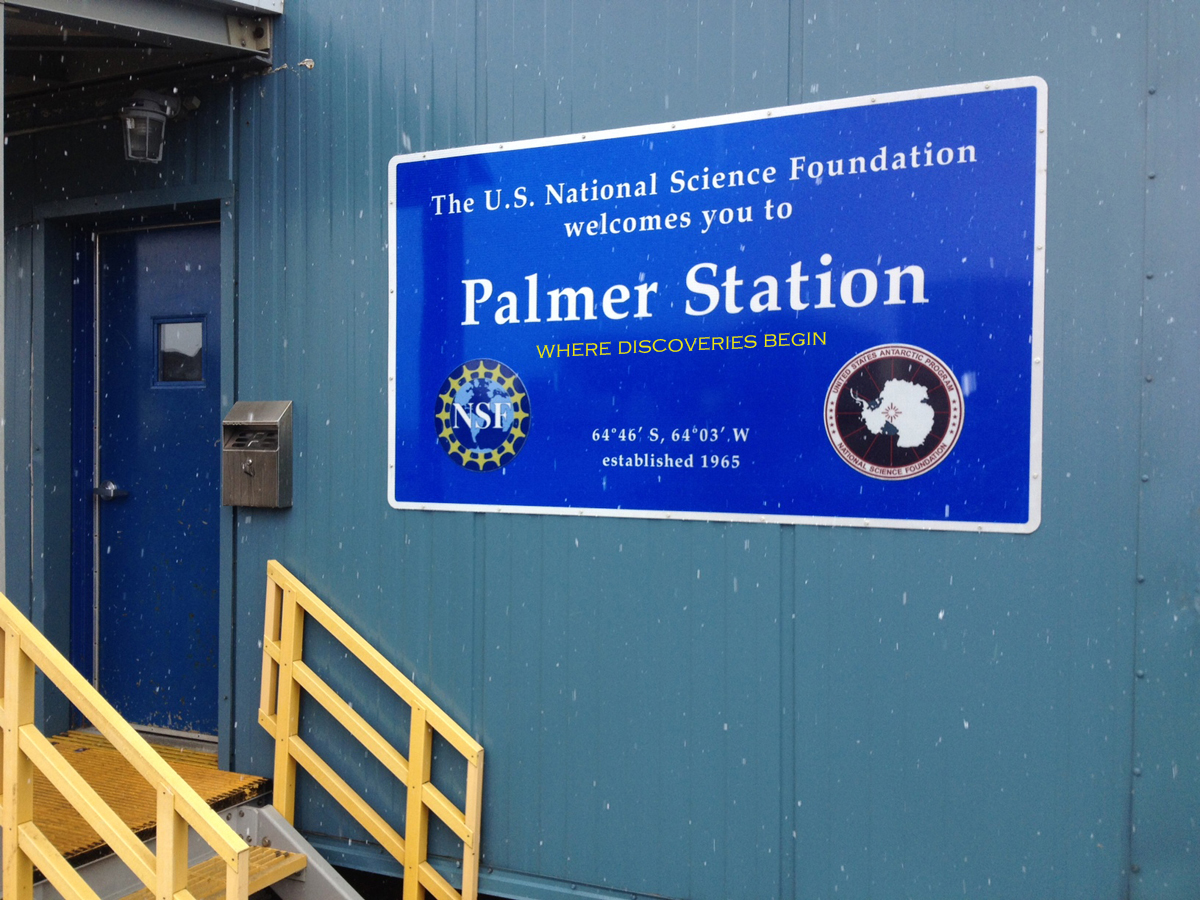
top-left (119, 93), bottom-right (178, 163)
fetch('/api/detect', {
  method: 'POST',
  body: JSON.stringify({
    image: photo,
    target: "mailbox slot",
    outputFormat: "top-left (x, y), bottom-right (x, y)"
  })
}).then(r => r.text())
top-left (222, 401), bottom-right (293, 508)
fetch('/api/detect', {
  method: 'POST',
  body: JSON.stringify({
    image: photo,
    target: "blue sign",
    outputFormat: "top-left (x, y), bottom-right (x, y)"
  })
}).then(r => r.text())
top-left (389, 78), bottom-right (1046, 532)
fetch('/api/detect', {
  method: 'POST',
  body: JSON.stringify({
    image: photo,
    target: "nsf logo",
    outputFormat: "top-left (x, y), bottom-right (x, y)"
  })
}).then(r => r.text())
top-left (825, 344), bottom-right (963, 480)
top-left (435, 359), bottom-right (531, 471)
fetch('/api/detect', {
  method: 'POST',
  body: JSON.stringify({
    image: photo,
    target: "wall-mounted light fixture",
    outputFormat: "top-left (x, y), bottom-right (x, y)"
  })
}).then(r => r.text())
top-left (118, 91), bottom-right (181, 163)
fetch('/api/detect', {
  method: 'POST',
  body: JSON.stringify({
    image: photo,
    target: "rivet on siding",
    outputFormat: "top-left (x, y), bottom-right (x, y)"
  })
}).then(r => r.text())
top-left (1145, 375), bottom-right (1153, 383)
top-left (1141, 474), bottom-right (1150, 482)
top-left (1131, 864), bottom-right (1141, 874)
top-left (1148, 86), bottom-right (1157, 94)
top-left (1146, 273), bottom-right (1154, 280)
top-left (1133, 767), bottom-right (1142, 777)
top-left (1136, 669), bottom-right (1146, 678)
top-left (1137, 575), bottom-right (1145, 584)
top-left (1148, 172), bottom-right (1156, 179)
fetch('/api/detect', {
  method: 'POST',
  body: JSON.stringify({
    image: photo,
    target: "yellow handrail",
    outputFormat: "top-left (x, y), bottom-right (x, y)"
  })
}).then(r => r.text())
top-left (259, 560), bottom-right (484, 900)
top-left (0, 591), bottom-right (252, 900)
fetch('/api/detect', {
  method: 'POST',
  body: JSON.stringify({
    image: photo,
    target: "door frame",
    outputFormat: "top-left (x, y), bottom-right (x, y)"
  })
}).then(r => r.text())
top-left (25, 182), bottom-right (237, 767)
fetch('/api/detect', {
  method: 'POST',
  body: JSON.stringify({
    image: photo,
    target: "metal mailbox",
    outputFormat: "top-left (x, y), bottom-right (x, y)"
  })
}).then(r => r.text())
top-left (222, 401), bottom-right (293, 508)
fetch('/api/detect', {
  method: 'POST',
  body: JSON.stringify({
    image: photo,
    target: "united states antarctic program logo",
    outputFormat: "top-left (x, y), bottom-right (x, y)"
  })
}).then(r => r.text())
top-left (435, 359), bottom-right (531, 471)
top-left (825, 344), bottom-right (963, 480)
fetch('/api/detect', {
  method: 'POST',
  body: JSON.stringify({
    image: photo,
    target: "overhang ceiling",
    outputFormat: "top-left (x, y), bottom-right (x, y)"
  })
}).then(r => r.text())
top-left (5, 0), bottom-right (279, 135)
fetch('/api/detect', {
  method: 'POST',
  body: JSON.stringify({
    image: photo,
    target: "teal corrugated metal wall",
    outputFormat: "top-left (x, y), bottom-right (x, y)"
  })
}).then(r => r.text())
top-left (226, 3), bottom-right (1153, 898)
top-left (1129, 2), bottom-right (1200, 896)
top-left (5, 2), bottom-right (1198, 899)
top-left (223, 2), bottom-right (1196, 898)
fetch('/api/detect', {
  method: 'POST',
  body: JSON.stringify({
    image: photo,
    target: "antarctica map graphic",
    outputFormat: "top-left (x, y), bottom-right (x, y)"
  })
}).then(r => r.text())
top-left (388, 78), bottom-right (1046, 532)
top-left (825, 344), bottom-right (965, 481)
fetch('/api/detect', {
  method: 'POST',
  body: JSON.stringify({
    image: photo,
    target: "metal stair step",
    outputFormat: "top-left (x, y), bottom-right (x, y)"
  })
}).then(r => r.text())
top-left (33, 731), bottom-right (269, 868)
top-left (117, 846), bottom-right (306, 900)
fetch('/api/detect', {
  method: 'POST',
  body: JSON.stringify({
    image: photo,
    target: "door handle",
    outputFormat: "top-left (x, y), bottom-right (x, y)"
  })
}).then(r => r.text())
top-left (95, 480), bottom-right (129, 501)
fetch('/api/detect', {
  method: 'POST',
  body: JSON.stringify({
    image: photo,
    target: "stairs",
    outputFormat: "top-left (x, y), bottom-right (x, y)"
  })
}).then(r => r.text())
top-left (1, 565), bottom-right (484, 900)
top-left (0, 733), bottom-right (364, 900)
top-left (117, 847), bottom-right (307, 900)
top-left (24, 732), bottom-right (267, 867)
top-left (14, 800), bottom-right (366, 900)
top-left (11, 803), bottom-right (365, 900)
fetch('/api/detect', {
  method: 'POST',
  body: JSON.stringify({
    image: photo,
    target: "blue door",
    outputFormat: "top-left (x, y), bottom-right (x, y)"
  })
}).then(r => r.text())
top-left (95, 224), bottom-right (221, 735)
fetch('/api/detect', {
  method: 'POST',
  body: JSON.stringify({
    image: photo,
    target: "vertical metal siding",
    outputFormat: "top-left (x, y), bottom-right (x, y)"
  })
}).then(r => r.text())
top-left (4, 223), bottom-right (33, 613)
top-left (226, 3), bottom-right (1171, 898)
top-left (4, 1), bottom-right (1195, 899)
top-left (1129, 2), bottom-right (1200, 898)
top-left (793, 5), bottom-right (1145, 897)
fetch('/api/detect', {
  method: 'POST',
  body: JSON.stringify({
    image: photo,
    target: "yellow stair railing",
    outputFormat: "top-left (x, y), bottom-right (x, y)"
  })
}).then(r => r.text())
top-left (0, 591), bottom-right (254, 900)
top-left (259, 560), bottom-right (485, 900)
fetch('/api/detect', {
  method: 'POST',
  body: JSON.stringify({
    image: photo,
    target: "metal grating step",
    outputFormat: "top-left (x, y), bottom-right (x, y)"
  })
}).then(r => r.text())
top-left (117, 846), bottom-right (307, 900)
top-left (33, 732), bottom-right (269, 867)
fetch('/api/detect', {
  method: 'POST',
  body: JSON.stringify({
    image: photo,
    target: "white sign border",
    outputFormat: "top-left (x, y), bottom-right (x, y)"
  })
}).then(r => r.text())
top-left (387, 76), bottom-right (1047, 534)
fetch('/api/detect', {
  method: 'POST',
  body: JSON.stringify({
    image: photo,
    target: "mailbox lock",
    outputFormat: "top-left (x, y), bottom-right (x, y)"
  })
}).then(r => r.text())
top-left (242, 458), bottom-right (255, 476)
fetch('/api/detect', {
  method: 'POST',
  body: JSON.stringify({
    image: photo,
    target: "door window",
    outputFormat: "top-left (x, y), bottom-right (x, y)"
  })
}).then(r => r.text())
top-left (156, 318), bottom-right (205, 383)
